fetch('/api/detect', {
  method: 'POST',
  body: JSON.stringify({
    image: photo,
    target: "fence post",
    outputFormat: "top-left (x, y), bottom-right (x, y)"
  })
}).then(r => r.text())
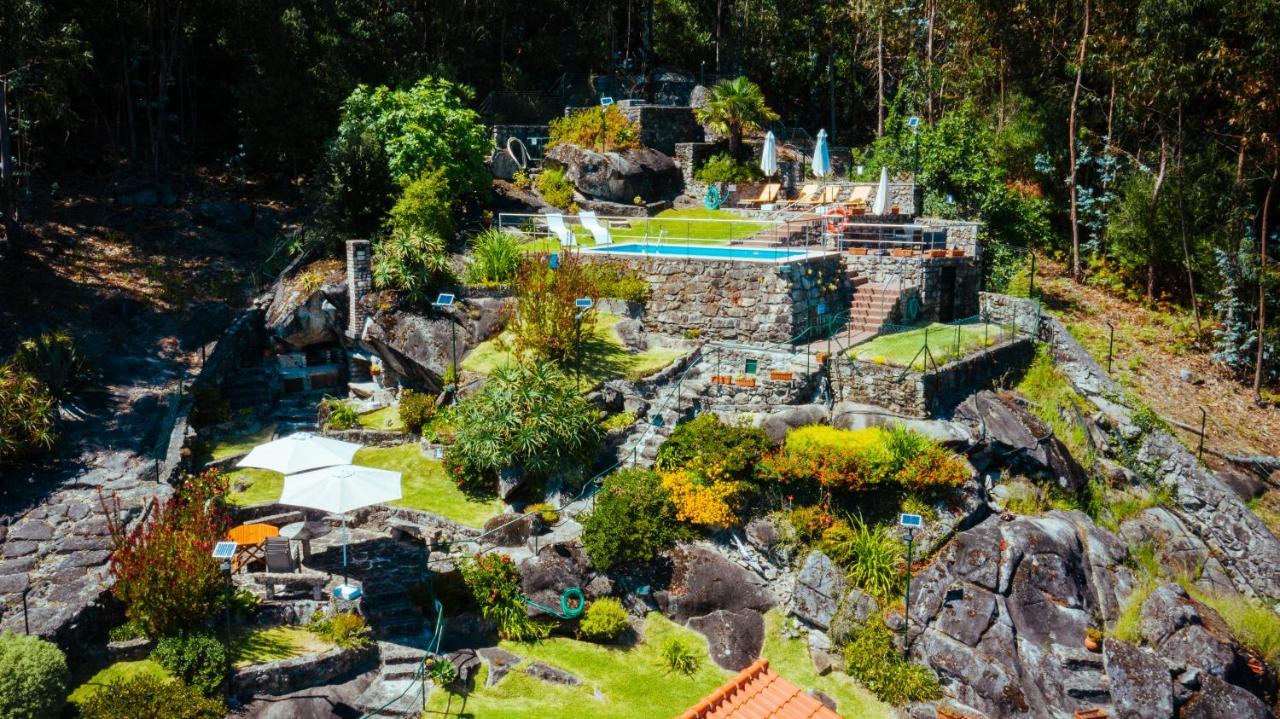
top-left (1197, 407), bottom-right (1207, 460)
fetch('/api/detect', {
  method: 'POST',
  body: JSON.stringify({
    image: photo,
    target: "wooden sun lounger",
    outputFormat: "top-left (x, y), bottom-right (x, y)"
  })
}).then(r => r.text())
top-left (789, 183), bottom-right (821, 205)
top-left (738, 183), bottom-right (781, 205)
top-left (798, 185), bottom-right (842, 206)
top-left (842, 185), bottom-right (874, 209)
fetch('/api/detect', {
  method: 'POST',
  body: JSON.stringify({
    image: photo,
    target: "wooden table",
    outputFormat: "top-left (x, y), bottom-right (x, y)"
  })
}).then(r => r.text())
top-left (226, 523), bottom-right (280, 573)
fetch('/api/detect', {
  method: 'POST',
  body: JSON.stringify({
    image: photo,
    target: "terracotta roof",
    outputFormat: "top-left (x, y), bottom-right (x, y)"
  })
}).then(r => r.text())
top-left (678, 659), bottom-right (843, 719)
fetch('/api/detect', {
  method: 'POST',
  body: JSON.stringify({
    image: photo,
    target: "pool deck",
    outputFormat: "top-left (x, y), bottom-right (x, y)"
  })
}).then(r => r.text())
top-left (583, 242), bottom-right (842, 264)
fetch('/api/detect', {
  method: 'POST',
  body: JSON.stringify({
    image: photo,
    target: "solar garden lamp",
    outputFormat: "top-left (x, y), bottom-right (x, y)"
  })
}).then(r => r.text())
top-left (212, 541), bottom-right (238, 702)
top-left (899, 513), bottom-right (924, 659)
top-left (908, 116), bottom-right (921, 177)
top-left (599, 97), bottom-right (614, 153)
top-left (433, 293), bottom-right (458, 392)
top-left (574, 298), bottom-right (594, 390)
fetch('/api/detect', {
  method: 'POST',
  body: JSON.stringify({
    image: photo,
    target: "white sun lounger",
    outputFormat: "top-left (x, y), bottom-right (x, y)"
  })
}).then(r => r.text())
top-left (546, 213), bottom-right (576, 247)
top-left (580, 211), bottom-right (612, 245)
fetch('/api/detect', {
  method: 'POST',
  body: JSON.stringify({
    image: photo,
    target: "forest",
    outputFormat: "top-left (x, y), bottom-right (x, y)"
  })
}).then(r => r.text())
top-left (2, 0), bottom-right (1277, 395)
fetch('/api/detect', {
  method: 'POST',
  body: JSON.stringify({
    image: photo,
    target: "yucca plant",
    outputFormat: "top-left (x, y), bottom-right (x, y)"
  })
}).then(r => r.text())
top-left (15, 330), bottom-right (91, 400)
top-left (0, 362), bottom-right (58, 460)
top-left (821, 513), bottom-right (903, 602)
top-left (372, 228), bottom-right (454, 303)
top-left (464, 229), bottom-right (523, 285)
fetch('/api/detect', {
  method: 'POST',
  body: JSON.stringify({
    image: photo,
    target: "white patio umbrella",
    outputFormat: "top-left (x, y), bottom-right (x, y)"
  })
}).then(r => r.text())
top-left (811, 129), bottom-right (831, 178)
top-left (759, 131), bottom-right (778, 177)
top-left (236, 432), bottom-right (361, 475)
top-left (872, 165), bottom-right (890, 215)
top-left (280, 464), bottom-right (403, 585)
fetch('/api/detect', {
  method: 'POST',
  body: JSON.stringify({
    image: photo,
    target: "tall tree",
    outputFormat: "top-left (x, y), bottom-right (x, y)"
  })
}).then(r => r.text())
top-left (1067, 0), bottom-right (1090, 281)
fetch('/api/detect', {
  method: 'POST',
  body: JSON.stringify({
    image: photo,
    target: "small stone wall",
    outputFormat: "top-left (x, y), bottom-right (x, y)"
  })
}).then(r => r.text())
top-left (588, 253), bottom-right (850, 344)
top-left (834, 337), bottom-right (1035, 416)
top-left (698, 344), bottom-right (823, 410)
top-left (924, 218), bottom-right (981, 258)
top-left (232, 644), bottom-right (376, 699)
top-left (979, 292), bottom-right (1044, 337)
top-left (844, 254), bottom-right (982, 322)
top-left (319, 428), bottom-right (414, 447)
top-left (346, 240), bottom-right (372, 337)
top-left (620, 106), bottom-right (703, 155)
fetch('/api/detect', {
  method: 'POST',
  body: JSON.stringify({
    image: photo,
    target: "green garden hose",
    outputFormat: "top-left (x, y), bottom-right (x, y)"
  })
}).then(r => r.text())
top-left (523, 586), bottom-right (586, 619)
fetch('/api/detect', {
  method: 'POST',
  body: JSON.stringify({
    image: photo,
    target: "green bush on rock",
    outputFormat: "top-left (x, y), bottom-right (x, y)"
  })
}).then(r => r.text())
top-left (534, 167), bottom-right (575, 209)
top-left (372, 228), bottom-right (454, 303)
top-left (0, 632), bottom-right (69, 719)
top-left (151, 634), bottom-right (227, 697)
top-left (460, 553), bottom-right (552, 641)
top-left (76, 674), bottom-right (224, 719)
top-left (581, 468), bottom-right (692, 570)
top-left (843, 616), bottom-right (941, 705)
top-left (386, 165), bottom-right (455, 240)
top-left (655, 413), bottom-right (771, 484)
top-left (579, 598), bottom-right (631, 641)
top-left (464, 229), bottom-right (524, 285)
top-left (398, 389), bottom-right (437, 435)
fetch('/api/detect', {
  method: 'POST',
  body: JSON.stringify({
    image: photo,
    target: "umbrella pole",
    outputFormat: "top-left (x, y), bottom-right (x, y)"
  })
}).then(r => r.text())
top-left (342, 515), bottom-right (349, 586)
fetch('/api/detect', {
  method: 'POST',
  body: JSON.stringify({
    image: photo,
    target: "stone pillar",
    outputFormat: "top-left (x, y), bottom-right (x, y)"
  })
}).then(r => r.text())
top-left (346, 240), bottom-right (371, 337)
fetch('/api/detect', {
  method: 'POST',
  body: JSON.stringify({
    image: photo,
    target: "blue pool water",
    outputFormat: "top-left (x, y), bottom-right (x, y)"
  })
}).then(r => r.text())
top-left (585, 243), bottom-right (809, 262)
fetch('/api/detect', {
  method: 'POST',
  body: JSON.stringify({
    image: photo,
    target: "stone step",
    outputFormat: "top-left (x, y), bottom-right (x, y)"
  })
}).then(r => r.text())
top-left (352, 678), bottom-right (425, 717)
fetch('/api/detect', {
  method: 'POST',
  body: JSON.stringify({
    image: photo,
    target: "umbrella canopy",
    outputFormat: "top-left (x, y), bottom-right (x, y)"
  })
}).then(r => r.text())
top-left (872, 166), bottom-right (890, 215)
top-left (759, 131), bottom-right (778, 177)
top-left (811, 129), bottom-right (831, 178)
top-left (280, 465), bottom-right (402, 514)
top-left (236, 432), bottom-right (361, 475)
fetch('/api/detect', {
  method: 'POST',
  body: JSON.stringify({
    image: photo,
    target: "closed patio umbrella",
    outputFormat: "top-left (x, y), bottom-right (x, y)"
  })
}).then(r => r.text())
top-left (811, 129), bottom-right (831, 178)
top-left (760, 131), bottom-right (778, 177)
top-left (872, 165), bottom-right (890, 215)
top-left (280, 464), bottom-right (402, 586)
top-left (236, 432), bottom-right (361, 475)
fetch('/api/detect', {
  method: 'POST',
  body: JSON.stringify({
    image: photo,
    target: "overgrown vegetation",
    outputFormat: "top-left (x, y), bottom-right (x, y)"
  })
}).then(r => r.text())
top-left (694, 152), bottom-right (763, 184)
top-left (397, 389), bottom-right (437, 435)
top-left (0, 632), bottom-right (69, 719)
top-left (461, 553), bottom-right (553, 641)
top-left (509, 252), bottom-right (600, 363)
top-left (75, 673), bottom-right (224, 719)
top-left (385, 165), bottom-right (455, 240)
top-left (13, 330), bottom-right (91, 400)
top-left (0, 361), bottom-right (58, 461)
top-left (548, 105), bottom-right (640, 152)
top-left (843, 616), bottom-right (941, 705)
top-left (308, 611), bottom-right (371, 649)
top-left (465, 229), bottom-right (524, 285)
top-left (581, 468), bottom-right (692, 570)
top-left (371, 228), bottom-right (454, 303)
top-left (534, 167), bottom-right (575, 209)
top-left (151, 634), bottom-right (227, 697)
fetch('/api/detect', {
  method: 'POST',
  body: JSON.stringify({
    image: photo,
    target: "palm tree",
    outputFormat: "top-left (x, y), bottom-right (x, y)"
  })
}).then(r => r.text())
top-left (695, 77), bottom-right (779, 159)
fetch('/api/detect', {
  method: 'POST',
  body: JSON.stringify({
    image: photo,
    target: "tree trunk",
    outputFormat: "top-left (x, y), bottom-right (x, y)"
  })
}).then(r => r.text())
top-left (876, 13), bottom-right (884, 138)
top-left (925, 0), bottom-right (936, 123)
top-left (1067, 0), bottom-right (1090, 282)
top-left (1175, 108), bottom-right (1201, 335)
top-left (1255, 164), bottom-right (1276, 402)
top-left (0, 79), bottom-right (16, 250)
top-left (1147, 137), bottom-right (1168, 304)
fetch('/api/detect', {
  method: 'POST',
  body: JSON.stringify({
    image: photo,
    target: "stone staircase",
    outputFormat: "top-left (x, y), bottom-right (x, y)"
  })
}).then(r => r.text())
top-left (271, 391), bottom-right (327, 435)
top-left (847, 277), bottom-right (902, 335)
top-left (224, 366), bottom-right (276, 410)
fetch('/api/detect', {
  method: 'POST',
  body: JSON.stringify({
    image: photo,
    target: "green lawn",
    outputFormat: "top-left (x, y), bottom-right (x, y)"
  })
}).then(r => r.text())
top-left (760, 610), bottom-right (892, 719)
top-left (68, 660), bottom-right (173, 706)
top-left (232, 625), bottom-right (333, 667)
top-left (227, 444), bottom-right (502, 527)
top-left (209, 424), bottom-right (277, 460)
top-left (850, 322), bottom-right (1011, 369)
top-left (426, 611), bottom-right (888, 719)
top-left (461, 312), bottom-right (684, 389)
top-left (426, 613), bottom-right (729, 719)
top-left (520, 208), bottom-right (773, 252)
top-left (358, 405), bottom-right (405, 431)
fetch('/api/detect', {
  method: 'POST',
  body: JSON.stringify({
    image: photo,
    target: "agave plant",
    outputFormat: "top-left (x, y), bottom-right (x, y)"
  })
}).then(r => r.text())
top-left (0, 362), bottom-right (59, 460)
top-left (15, 330), bottom-right (91, 400)
top-left (463, 229), bottom-right (523, 286)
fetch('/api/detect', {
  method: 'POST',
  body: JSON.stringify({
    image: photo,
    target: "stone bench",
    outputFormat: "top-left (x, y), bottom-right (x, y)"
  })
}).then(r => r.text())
top-left (249, 571), bottom-right (330, 600)
top-left (253, 510), bottom-right (306, 527)
top-left (386, 518), bottom-right (430, 544)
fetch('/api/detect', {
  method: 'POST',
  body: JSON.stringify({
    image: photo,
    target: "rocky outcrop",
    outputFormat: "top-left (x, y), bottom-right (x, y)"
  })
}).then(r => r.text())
top-left (790, 551), bottom-right (846, 630)
top-left (482, 513), bottom-right (533, 548)
top-left (655, 544), bottom-right (775, 623)
top-left (1137, 584), bottom-right (1244, 684)
top-left (1180, 675), bottom-right (1274, 719)
top-left (1104, 638), bottom-right (1174, 719)
top-left (544, 144), bottom-right (682, 204)
top-left (1117, 508), bottom-right (1235, 594)
top-left (688, 609), bottom-right (765, 671)
top-left (360, 296), bottom-right (509, 391)
top-left (519, 542), bottom-right (610, 620)
top-left (956, 390), bottom-right (1089, 492)
top-left (265, 274), bottom-right (347, 348)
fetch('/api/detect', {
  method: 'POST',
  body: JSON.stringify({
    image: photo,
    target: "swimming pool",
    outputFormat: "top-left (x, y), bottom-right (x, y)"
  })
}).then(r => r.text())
top-left (584, 243), bottom-right (812, 262)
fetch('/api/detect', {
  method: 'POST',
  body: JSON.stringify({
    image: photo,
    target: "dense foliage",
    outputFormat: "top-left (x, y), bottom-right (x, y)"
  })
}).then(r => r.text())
top-left (579, 598), bottom-right (630, 642)
top-left (581, 468), bottom-right (691, 570)
top-left (444, 362), bottom-right (602, 493)
top-left (843, 615), bottom-right (941, 705)
top-left (460, 553), bottom-right (551, 641)
top-left (549, 106), bottom-right (640, 152)
top-left (371, 228), bottom-right (453, 303)
top-left (464, 229), bottom-right (524, 286)
top-left (580, 262), bottom-right (651, 303)
top-left (75, 674), bottom-right (224, 719)
top-left (397, 389), bottom-right (437, 435)
top-left (308, 611), bottom-right (370, 648)
top-left (694, 77), bottom-right (778, 158)
top-left (151, 634), bottom-right (227, 697)
top-left (13, 330), bottom-right (91, 400)
top-left (509, 252), bottom-right (600, 363)
top-left (534, 167), bottom-right (575, 209)
top-left (0, 361), bottom-right (58, 461)
top-left (655, 413), bottom-right (771, 484)
top-left (694, 153), bottom-right (763, 184)
top-left (386, 166), bottom-right (455, 240)
top-left (104, 470), bottom-right (230, 637)
top-left (0, 632), bottom-right (68, 719)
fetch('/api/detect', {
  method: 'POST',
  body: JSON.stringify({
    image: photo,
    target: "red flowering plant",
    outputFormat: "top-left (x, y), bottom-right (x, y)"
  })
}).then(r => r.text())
top-left (459, 553), bottom-right (551, 641)
top-left (101, 469), bottom-right (231, 638)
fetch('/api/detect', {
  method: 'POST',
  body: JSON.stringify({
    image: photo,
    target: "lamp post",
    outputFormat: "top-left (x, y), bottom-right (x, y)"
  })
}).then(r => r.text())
top-left (599, 97), bottom-right (614, 153)
top-left (574, 298), bottom-right (594, 391)
top-left (899, 513), bottom-right (924, 660)
top-left (907, 116), bottom-right (921, 178)
top-left (212, 541), bottom-right (237, 703)
top-left (433, 294), bottom-right (458, 393)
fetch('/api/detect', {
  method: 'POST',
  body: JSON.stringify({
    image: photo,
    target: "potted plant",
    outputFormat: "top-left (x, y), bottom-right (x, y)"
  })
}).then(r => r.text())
top-left (711, 374), bottom-right (732, 385)
top-left (928, 249), bottom-right (948, 258)
top-left (815, 351), bottom-right (831, 364)
top-left (1083, 627), bottom-right (1102, 652)
top-left (847, 248), bottom-right (869, 256)
top-left (769, 370), bottom-right (794, 381)
top-left (890, 248), bottom-right (914, 257)
top-left (950, 248), bottom-right (965, 257)
top-left (734, 375), bottom-right (757, 387)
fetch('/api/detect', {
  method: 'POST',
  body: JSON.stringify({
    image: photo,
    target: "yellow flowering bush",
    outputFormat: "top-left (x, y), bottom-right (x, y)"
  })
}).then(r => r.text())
top-left (661, 470), bottom-right (739, 528)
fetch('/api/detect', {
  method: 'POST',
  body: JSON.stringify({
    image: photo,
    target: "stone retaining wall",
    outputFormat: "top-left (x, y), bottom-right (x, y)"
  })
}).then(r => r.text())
top-left (586, 253), bottom-right (849, 344)
top-left (319, 428), bottom-right (414, 447)
top-left (620, 105), bottom-right (703, 155)
top-left (232, 644), bottom-right (376, 699)
top-left (834, 337), bottom-right (1035, 416)
top-left (844, 254), bottom-right (982, 322)
top-left (979, 292), bottom-right (1044, 337)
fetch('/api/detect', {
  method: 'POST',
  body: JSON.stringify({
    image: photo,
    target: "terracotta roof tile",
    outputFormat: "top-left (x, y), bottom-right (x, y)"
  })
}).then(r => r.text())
top-left (677, 659), bottom-right (843, 719)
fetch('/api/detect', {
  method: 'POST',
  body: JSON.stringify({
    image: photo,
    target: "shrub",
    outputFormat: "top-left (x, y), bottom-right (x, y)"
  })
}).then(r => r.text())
top-left (509, 252), bottom-right (599, 362)
top-left (315, 127), bottom-right (398, 243)
top-left (151, 634), bottom-right (227, 696)
top-left (580, 261), bottom-right (650, 303)
top-left (309, 611), bottom-right (371, 648)
top-left (661, 638), bottom-right (701, 676)
top-left (843, 615), bottom-right (941, 705)
top-left (581, 468), bottom-right (692, 570)
top-left (14, 330), bottom-right (91, 400)
top-left (579, 598), bottom-right (630, 642)
top-left (444, 362), bottom-right (602, 494)
top-left (1193, 591), bottom-right (1280, 666)
top-left (512, 170), bottom-right (531, 190)
top-left (460, 553), bottom-right (552, 641)
top-left (372, 228), bottom-right (454, 303)
top-left (894, 444), bottom-right (971, 492)
top-left (464, 229), bottom-right (523, 285)
top-left (660, 470), bottom-right (740, 528)
top-left (695, 152), bottom-right (763, 184)
top-left (108, 621), bottom-right (147, 642)
top-left (321, 398), bottom-right (360, 430)
top-left (534, 167), bottom-right (575, 209)
top-left (548, 105), bottom-right (640, 152)
top-left (820, 514), bottom-right (902, 601)
top-left (398, 389), bottom-right (437, 435)
top-left (0, 632), bottom-right (69, 719)
top-left (601, 410), bottom-right (637, 431)
top-left (655, 413), bottom-right (771, 484)
top-left (0, 361), bottom-right (57, 461)
top-left (386, 165), bottom-right (454, 240)
top-left (104, 470), bottom-right (230, 637)
top-left (76, 674), bottom-right (224, 719)
top-left (529, 502), bottom-right (560, 525)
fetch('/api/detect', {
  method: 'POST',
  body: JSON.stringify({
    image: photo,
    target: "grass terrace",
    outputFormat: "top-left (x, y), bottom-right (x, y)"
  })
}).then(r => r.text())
top-left (462, 311), bottom-right (685, 387)
top-left (357, 405), bottom-right (405, 431)
top-left (208, 424), bottom-right (277, 461)
top-left (517, 207), bottom-right (774, 252)
top-left (231, 625), bottom-right (334, 667)
top-left (850, 322), bottom-right (1012, 369)
top-left (226, 443), bottom-right (502, 527)
top-left (68, 660), bottom-right (173, 708)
